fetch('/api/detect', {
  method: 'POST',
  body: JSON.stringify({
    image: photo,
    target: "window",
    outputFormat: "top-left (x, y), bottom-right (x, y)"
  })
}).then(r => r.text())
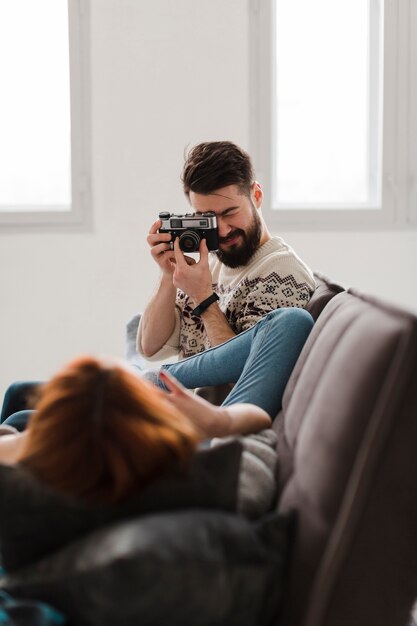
top-left (250, 0), bottom-right (417, 229)
top-left (0, 0), bottom-right (90, 229)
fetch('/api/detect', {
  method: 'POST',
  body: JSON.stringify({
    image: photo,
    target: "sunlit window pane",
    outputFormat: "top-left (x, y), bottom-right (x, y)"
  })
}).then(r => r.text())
top-left (273, 0), bottom-right (382, 208)
top-left (0, 0), bottom-right (71, 210)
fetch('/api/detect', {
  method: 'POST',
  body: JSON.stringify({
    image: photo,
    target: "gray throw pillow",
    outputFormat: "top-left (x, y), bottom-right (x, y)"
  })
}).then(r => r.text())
top-left (212, 428), bottom-right (279, 518)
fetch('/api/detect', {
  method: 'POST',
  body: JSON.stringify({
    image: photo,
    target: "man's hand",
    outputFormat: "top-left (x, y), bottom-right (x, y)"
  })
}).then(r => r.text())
top-left (172, 237), bottom-right (213, 304)
top-left (147, 220), bottom-right (197, 278)
top-left (147, 219), bottom-right (177, 277)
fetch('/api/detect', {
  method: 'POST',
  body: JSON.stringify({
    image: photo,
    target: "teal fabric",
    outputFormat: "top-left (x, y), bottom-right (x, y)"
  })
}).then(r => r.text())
top-left (0, 591), bottom-right (65, 625)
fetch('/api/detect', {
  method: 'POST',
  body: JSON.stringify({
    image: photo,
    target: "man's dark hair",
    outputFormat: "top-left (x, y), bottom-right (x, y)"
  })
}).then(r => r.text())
top-left (182, 141), bottom-right (255, 197)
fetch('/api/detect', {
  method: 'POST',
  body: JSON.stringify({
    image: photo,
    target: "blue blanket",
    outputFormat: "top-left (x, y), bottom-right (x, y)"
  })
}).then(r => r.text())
top-left (0, 590), bottom-right (65, 626)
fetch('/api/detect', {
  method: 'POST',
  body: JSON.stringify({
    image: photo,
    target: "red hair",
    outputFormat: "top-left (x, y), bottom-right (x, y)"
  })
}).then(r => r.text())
top-left (17, 356), bottom-right (198, 504)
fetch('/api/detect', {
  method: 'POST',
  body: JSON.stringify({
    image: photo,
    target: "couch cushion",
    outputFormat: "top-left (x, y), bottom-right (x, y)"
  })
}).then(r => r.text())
top-left (0, 510), bottom-right (293, 626)
top-left (274, 290), bottom-right (417, 626)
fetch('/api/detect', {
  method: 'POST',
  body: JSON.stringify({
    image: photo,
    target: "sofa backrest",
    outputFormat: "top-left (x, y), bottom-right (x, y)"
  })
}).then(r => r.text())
top-left (273, 290), bottom-right (417, 626)
top-left (306, 272), bottom-right (345, 321)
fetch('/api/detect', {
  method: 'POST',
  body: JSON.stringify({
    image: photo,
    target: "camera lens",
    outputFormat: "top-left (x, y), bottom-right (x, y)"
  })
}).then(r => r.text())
top-left (179, 230), bottom-right (200, 252)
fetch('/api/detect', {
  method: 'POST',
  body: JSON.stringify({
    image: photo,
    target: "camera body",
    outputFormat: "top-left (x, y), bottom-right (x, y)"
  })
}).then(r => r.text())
top-left (158, 211), bottom-right (219, 253)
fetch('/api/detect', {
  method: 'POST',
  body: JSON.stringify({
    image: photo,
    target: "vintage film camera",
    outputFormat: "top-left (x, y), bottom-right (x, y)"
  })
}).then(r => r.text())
top-left (158, 211), bottom-right (219, 253)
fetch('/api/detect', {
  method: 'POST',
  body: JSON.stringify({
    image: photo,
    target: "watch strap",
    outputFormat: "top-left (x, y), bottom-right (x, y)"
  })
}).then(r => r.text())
top-left (192, 292), bottom-right (219, 316)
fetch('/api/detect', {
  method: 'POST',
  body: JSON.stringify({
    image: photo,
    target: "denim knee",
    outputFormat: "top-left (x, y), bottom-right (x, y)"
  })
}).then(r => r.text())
top-left (2, 410), bottom-right (34, 432)
top-left (1, 381), bottom-right (39, 423)
top-left (261, 307), bottom-right (314, 333)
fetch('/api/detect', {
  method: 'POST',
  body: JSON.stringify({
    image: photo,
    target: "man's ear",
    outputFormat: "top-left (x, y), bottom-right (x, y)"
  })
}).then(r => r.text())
top-left (252, 181), bottom-right (263, 208)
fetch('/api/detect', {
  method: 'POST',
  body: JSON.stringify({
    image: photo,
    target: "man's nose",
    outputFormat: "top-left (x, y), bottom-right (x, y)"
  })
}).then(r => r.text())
top-left (217, 218), bottom-right (232, 238)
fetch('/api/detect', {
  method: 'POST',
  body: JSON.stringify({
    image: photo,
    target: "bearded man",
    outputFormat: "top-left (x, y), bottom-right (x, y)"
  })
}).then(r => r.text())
top-left (139, 141), bottom-right (316, 362)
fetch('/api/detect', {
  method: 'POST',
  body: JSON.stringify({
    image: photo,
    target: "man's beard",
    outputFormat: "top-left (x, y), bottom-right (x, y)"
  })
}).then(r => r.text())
top-left (215, 207), bottom-right (263, 269)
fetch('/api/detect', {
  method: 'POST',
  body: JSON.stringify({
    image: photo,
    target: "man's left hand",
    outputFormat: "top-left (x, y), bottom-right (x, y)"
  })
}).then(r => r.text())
top-left (171, 237), bottom-right (213, 304)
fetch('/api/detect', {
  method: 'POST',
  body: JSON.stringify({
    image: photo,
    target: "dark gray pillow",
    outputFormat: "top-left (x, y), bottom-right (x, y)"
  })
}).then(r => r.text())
top-left (1, 509), bottom-right (293, 626)
top-left (0, 440), bottom-right (242, 572)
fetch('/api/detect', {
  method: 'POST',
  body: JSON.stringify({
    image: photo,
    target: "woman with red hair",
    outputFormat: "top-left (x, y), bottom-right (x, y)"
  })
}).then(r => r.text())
top-left (0, 355), bottom-right (270, 504)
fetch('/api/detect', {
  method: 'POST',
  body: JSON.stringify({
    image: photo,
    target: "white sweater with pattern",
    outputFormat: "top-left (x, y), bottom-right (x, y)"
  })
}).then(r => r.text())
top-left (137, 236), bottom-right (315, 361)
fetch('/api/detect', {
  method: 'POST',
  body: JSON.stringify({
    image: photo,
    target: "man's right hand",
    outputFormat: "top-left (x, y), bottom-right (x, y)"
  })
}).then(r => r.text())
top-left (147, 219), bottom-right (176, 276)
top-left (147, 219), bottom-right (196, 278)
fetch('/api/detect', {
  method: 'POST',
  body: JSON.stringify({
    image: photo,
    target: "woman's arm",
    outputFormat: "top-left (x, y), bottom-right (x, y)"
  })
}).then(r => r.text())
top-left (0, 430), bottom-right (28, 464)
top-left (159, 371), bottom-right (271, 439)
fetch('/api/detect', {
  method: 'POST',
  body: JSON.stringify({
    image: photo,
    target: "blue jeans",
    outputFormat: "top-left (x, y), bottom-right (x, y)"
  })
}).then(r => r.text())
top-left (0, 381), bottom-right (41, 431)
top-left (155, 307), bottom-right (313, 417)
top-left (1, 308), bottom-right (313, 428)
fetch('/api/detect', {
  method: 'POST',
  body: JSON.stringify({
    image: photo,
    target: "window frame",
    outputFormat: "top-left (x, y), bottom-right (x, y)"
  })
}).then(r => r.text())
top-left (249, 0), bottom-right (417, 230)
top-left (0, 0), bottom-right (91, 231)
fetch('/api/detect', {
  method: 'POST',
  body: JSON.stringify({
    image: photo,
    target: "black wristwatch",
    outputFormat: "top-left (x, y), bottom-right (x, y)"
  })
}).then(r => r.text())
top-left (192, 292), bottom-right (219, 316)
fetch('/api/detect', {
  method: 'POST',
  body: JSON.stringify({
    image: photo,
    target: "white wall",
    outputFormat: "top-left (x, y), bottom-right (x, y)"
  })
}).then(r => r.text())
top-left (1, 0), bottom-right (416, 399)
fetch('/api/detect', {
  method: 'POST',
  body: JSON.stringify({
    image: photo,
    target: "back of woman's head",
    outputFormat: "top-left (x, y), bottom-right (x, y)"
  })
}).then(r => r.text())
top-left (18, 356), bottom-right (198, 504)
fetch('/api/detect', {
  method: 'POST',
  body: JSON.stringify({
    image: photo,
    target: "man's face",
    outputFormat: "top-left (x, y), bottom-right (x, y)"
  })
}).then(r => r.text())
top-left (189, 183), bottom-right (264, 268)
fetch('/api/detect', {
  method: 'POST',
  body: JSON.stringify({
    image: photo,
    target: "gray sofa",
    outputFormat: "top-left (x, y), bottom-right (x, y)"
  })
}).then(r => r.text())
top-left (274, 283), bottom-right (417, 626)
top-left (1, 273), bottom-right (417, 626)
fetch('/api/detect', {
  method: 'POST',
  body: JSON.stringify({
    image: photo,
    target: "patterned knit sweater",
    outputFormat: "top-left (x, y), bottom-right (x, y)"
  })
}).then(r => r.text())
top-left (138, 236), bottom-right (315, 361)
